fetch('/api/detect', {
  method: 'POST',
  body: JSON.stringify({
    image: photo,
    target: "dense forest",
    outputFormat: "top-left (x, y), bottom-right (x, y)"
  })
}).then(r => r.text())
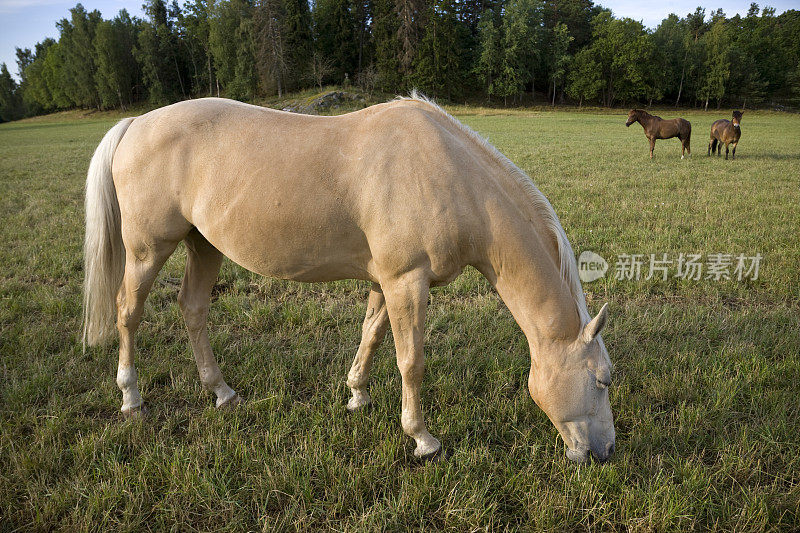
top-left (1, 0), bottom-right (799, 121)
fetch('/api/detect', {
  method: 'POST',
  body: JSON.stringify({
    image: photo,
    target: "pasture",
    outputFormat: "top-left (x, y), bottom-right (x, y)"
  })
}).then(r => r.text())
top-left (1, 104), bottom-right (798, 530)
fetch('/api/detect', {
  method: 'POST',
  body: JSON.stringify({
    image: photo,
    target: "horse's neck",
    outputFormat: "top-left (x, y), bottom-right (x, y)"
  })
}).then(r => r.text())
top-left (482, 204), bottom-right (582, 358)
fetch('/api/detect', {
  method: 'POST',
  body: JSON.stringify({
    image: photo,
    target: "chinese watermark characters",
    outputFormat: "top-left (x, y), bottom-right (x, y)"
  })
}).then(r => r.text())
top-left (578, 251), bottom-right (761, 283)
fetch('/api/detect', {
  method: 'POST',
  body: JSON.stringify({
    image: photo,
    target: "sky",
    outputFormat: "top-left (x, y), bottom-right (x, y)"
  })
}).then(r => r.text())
top-left (2, 0), bottom-right (798, 81)
top-left (0, 1), bottom-right (144, 79)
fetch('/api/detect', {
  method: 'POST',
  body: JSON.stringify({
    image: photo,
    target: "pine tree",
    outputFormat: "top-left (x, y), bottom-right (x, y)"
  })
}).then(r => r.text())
top-left (254, 0), bottom-right (288, 95)
top-left (476, 7), bottom-right (502, 98)
top-left (372, 0), bottom-right (402, 90)
top-left (583, 11), bottom-right (653, 106)
top-left (352, 0), bottom-right (373, 75)
top-left (57, 4), bottom-right (103, 108)
top-left (314, 0), bottom-right (359, 82)
top-left (209, 0), bottom-right (258, 99)
top-left (94, 11), bottom-right (139, 109)
top-left (396, 0), bottom-right (429, 80)
top-left (136, 0), bottom-right (187, 103)
top-left (182, 0), bottom-right (216, 96)
top-left (495, 0), bottom-right (543, 102)
top-left (38, 40), bottom-right (72, 110)
top-left (412, 0), bottom-right (464, 98)
top-left (548, 22), bottom-right (572, 105)
top-left (565, 48), bottom-right (602, 106)
top-left (282, 0), bottom-right (314, 89)
top-left (700, 18), bottom-right (731, 109)
top-left (0, 63), bottom-right (22, 122)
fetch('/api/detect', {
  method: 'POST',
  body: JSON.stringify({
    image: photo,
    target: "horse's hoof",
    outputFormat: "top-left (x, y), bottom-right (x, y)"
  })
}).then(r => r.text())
top-left (413, 437), bottom-right (442, 461)
top-left (346, 394), bottom-right (372, 412)
top-left (121, 403), bottom-right (148, 419)
top-left (217, 392), bottom-right (243, 409)
top-left (415, 445), bottom-right (445, 463)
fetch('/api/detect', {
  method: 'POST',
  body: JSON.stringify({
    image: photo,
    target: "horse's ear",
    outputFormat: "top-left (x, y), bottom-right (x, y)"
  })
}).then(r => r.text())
top-left (581, 303), bottom-right (609, 343)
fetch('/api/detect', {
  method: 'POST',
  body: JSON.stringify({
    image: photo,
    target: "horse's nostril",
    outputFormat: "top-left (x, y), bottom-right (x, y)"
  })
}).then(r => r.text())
top-left (590, 443), bottom-right (614, 463)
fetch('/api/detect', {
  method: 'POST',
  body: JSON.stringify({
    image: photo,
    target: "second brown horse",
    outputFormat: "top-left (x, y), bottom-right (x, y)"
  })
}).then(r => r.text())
top-left (626, 109), bottom-right (692, 159)
top-left (708, 111), bottom-right (743, 160)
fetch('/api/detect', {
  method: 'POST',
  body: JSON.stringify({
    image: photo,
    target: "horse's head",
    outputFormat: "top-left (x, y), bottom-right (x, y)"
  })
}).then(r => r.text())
top-left (732, 110), bottom-right (743, 128)
top-left (528, 303), bottom-right (615, 463)
top-left (625, 109), bottom-right (641, 127)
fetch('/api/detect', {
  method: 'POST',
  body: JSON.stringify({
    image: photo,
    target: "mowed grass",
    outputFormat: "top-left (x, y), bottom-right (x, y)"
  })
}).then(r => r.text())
top-left (1, 105), bottom-right (798, 531)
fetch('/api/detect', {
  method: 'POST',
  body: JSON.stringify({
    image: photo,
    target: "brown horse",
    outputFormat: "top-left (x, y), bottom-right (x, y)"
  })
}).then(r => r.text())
top-left (626, 109), bottom-right (692, 159)
top-left (708, 111), bottom-right (742, 160)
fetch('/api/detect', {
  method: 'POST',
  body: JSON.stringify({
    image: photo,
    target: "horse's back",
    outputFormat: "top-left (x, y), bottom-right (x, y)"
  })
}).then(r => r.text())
top-left (710, 119), bottom-right (730, 139)
top-left (110, 98), bottom-right (490, 284)
top-left (655, 116), bottom-right (689, 139)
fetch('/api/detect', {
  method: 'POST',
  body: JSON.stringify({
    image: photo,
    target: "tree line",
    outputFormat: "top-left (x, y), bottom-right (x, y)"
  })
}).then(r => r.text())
top-left (1, 0), bottom-right (799, 121)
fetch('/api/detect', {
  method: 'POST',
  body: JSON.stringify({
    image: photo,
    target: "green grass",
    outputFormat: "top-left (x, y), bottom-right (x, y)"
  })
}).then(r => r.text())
top-left (1, 104), bottom-right (798, 531)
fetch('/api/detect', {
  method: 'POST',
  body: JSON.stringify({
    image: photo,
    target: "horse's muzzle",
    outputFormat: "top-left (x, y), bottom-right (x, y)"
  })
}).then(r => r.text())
top-left (592, 441), bottom-right (615, 463)
top-left (566, 441), bottom-right (615, 464)
top-left (625, 121), bottom-right (633, 127)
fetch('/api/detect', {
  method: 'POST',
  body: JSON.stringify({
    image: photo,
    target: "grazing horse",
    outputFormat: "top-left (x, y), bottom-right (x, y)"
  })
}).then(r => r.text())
top-left (709, 111), bottom-right (743, 160)
top-left (83, 95), bottom-right (616, 463)
top-left (626, 109), bottom-right (692, 159)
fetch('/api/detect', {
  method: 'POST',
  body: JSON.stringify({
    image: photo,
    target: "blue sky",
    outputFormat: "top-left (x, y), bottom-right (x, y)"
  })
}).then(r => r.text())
top-left (1, 1), bottom-right (144, 79)
top-left (2, 0), bottom-right (798, 81)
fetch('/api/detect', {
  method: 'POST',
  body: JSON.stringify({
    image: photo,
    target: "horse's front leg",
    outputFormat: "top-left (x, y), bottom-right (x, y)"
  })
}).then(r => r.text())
top-left (731, 142), bottom-right (737, 159)
top-left (347, 284), bottom-right (389, 411)
top-left (725, 143), bottom-right (730, 160)
top-left (649, 137), bottom-right (655, 159)
top-left (383, 272), bottom-right (441, 459)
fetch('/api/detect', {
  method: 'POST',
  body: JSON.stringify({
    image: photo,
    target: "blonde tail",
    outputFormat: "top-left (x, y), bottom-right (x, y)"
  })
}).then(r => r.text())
top-left (83, 117), bottom-right (135, 350)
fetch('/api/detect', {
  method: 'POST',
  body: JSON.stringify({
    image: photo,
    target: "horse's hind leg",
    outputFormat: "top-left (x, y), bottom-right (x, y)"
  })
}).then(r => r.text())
top-left (179, 229), bottom-right (239, 408)
top-left (347, 284), bottom-right (389, 411)
top-left (116, 240), bottom-right (178, 416)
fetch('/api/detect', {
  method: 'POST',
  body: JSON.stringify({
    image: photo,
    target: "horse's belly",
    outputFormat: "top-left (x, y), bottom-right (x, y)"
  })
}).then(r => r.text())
top-left (195, 205), bottom-right (374, 283)
top-left (235, 244), bottom-right (374, 283)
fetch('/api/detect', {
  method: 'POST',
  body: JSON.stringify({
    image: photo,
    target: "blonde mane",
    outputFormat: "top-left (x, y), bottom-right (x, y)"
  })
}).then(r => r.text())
top-left (397, 91), bottom-right (590, 323)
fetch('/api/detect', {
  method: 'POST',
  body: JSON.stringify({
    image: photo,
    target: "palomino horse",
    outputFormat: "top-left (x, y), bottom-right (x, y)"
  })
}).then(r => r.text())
top-left (709, 111), bottom-right (743, 160)
top-left (84, 95), bottom-right (615, 463)
top-left (626, 109), bottom-right (692, 159)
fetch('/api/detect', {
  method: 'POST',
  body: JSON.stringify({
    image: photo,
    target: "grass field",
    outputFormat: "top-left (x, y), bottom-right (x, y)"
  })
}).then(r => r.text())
top-left (1, 102), bottom-right (799, 531)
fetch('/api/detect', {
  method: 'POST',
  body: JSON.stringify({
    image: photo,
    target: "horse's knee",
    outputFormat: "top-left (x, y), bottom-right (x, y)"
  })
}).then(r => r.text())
top-left (117, 305), bottom-right (142, 332)
top-left (397, 356), bottom-right (424, 384)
